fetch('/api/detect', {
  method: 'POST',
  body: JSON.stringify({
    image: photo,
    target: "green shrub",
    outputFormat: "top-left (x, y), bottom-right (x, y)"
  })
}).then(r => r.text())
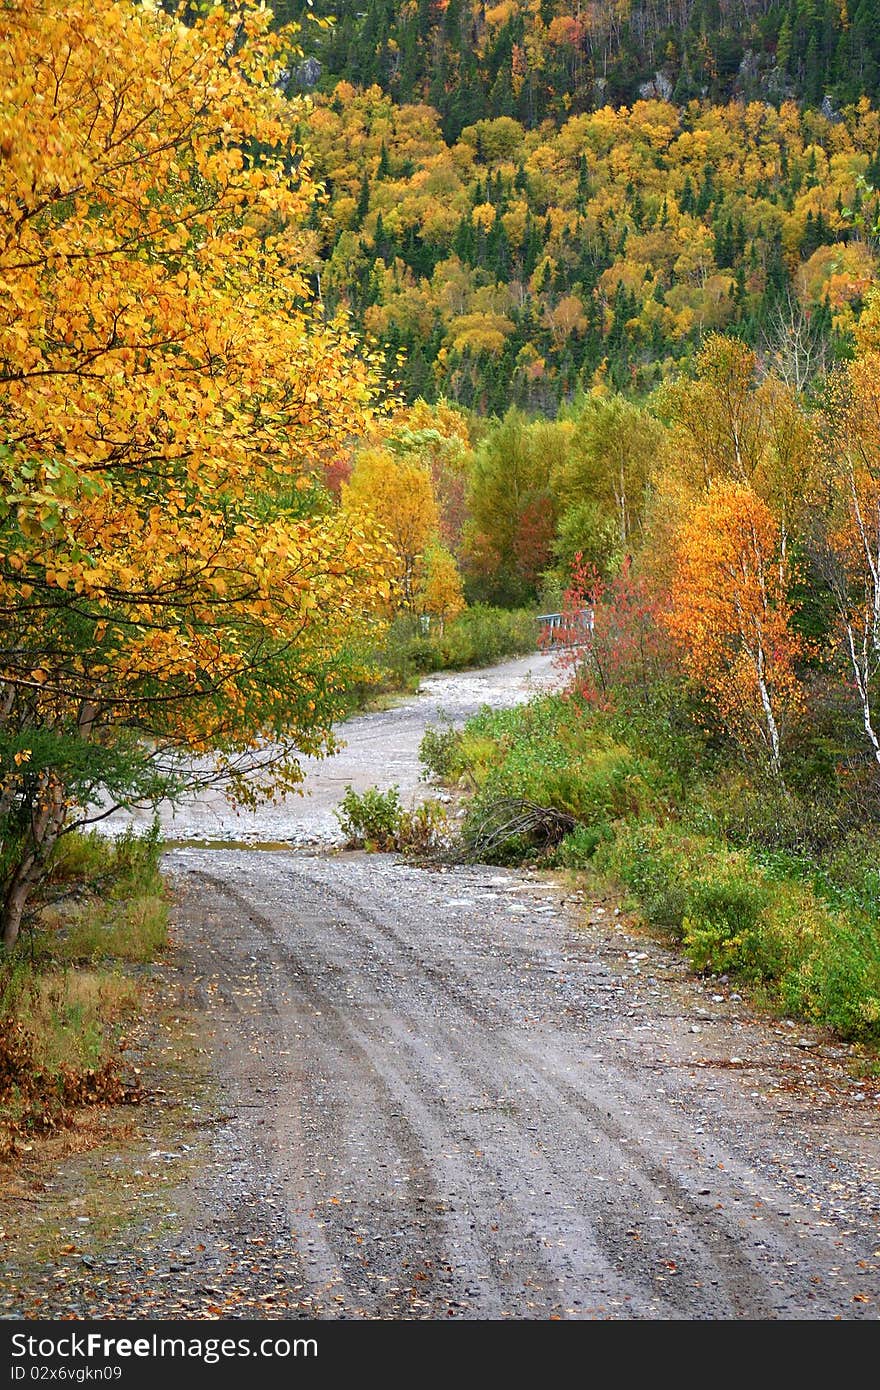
top-left (368, 605), bottom-right (539, 693)
top-left (444, 683), bottom-right (880, 1045)
top-left (548, 823), bottom-right (611, 867)
top-left (595, 820), bottom-right (880, 1041)
top-left (682, 867), bottom-right (772, 976)
top-left (334, 784), bottom-right (451, 855)
top-left (419, 721), bottom-right (465, 781)
top-left (593, 823), bottom-right (694, 934)
top-left (456, 695), bottom-right (664, 855)
top-left (335, 784), bottom-right (404, 849)
top-left (780, 907), bottom-right (880, 1039)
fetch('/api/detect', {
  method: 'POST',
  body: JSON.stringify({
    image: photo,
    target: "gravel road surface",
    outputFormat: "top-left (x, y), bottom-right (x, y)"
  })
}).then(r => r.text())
top-left (102, 652), bottom-right (560, 846)
top-left (6, 653), bottom-right (880, 1320)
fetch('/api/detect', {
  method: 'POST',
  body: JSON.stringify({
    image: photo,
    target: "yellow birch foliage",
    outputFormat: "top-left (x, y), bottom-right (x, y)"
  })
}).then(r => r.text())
top-left (416, 543), bottom-right (465, 625)
top-left (342, 446), bottom-right (440, 613)
top-left (665, 483), bottom-right (804, 777)
top-left (0, 1), bottom-right (392, 809)
top-left (817, 352), bottom-right (880, 773)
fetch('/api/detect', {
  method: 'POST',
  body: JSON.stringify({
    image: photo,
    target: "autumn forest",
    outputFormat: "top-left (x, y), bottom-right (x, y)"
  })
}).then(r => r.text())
top-left (2, 0), bottom-right (880, 1178)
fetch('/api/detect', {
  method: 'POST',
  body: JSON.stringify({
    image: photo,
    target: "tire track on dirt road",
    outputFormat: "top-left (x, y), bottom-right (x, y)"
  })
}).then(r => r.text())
top-left (172, 851), bottom-right (879, 1318)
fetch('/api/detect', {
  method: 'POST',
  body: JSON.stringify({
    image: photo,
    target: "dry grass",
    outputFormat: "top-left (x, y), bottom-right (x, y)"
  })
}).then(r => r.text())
top-left (21, 968), bottom-right (139, 1074)
top-left (60, 894), bottom-right (169, 963)
top-left (0, 826), bottom-right (166, 1160)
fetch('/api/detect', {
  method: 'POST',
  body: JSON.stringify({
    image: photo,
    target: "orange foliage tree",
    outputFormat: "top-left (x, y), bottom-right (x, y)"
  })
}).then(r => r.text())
top-left (0, 0), bottom-right (391, 947)
top-left (665, 483), bottom-right (804, 778)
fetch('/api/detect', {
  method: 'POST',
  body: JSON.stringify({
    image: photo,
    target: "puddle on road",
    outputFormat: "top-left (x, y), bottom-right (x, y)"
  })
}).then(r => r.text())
top-left (165, 837), bottom-right (328, 853)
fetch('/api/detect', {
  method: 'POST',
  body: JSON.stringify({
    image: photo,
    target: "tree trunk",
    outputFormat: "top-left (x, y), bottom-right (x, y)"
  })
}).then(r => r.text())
top-left (1, 856), bottom-right (41, 950)
top-left (0, 772), bottom-right (65, 951)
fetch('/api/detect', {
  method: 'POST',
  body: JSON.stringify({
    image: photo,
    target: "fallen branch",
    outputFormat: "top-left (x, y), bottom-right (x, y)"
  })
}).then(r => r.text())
top-left (451, 797), bottom-right (577, 864)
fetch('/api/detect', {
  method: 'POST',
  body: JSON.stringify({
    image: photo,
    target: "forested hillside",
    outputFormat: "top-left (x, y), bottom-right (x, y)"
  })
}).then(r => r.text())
top-left (279, 1), bottom-right (880, 131)
top-left (248, 4), bottom-right (880, 408)
top-left (302, 89), bottom-right (878, 407)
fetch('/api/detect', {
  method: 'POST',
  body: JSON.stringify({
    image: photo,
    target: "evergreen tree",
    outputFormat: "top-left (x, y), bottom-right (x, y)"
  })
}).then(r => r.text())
top-left (356, 169), bottom-right (370, 222)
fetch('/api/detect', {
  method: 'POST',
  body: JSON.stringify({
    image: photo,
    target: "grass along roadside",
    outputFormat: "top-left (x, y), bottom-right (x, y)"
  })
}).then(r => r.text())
top-left (343, 604), bottom-right (540, 708)
top-left (0, 958), bottom-right (222, 1314)
top-left (0, 824), bottom-right (168, 1162)
top-left (417, 693), bottom-right (880, 1048)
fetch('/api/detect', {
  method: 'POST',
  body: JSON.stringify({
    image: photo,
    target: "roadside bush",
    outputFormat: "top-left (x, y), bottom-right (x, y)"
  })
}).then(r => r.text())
top-left (419, 721), bottom-right (465, 781)
top-left (442, 680), bottom-right (880, 1044)
top-left (594, 822), bottom-right (694, 934)
top-left (373, 605), bottom-right (538, 691)
top-left (682, 867), bottom-right (778, 976)
top-left (397, 800), bottom-right (454, 855)
top-left (596, 821), bottom-right (880, 1040)
top-left (458, 696), bottom-right (665, 833)
top-left (548, 823), bottom-right (612, 867)
top-left (335, 785), bottom-right (404, 849)
top-left (335, 785), bottom-right (452, 855)
top-left (780, 907), bottom-right (880, 1039)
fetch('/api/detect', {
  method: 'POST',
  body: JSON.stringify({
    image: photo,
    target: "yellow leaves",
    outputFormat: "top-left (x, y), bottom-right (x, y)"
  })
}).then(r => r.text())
top-left (665, 481), bottom-right (804, 770)
top-left (416, 542), bottom-right (465, 623)
top-left (471, 202), bottom-right (496, 232)
top-left (0, 0), bottom-right (394, 787)
top-left (449, 311), bottom-right (514, 356)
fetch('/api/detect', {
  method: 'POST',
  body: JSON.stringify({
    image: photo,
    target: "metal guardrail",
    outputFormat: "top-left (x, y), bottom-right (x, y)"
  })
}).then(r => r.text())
top-left (536, 608), bottom-right (593, 646)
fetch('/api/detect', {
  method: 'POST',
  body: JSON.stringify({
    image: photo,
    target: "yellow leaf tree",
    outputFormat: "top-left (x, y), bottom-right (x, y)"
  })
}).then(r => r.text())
top-left (416, 543), bottom-right (465, 631)
top-left (665, 483), bottom-right (804, 779)
top-left (816, 351), bottom-right (880, 778)
top-left (0, 0), bottom-right (391, 947)
top-left (342, 445), bottom-right (443, 614)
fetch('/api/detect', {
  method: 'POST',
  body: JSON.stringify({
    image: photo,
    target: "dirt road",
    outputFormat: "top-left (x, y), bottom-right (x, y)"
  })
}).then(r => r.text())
top-left (6, 653), bottom-right (880, 1319)
top-left (103, 652), bottom-right (560, 846)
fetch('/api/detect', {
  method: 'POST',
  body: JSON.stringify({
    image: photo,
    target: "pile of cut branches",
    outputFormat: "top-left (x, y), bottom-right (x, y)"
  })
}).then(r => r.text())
top-left (454, 797), bottom-right (577, 863)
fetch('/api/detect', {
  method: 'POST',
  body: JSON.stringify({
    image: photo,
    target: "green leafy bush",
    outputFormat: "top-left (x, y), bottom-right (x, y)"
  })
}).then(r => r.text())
top-left (445, 686), bottom-right (880, 1043)
top-left (335, 785), bottom-right (452, 855)
top-left (597, 822), bottom-right (880, 1040)
top-left (335, 785), bottom-right (405, 849)
top-left (548, 823), bottom-right (612, 867)
top-left (682, 867), bottom-right (776, 976)
top-left (376, 606), bottom-right (539, 690)
top-left (457, 696), bottom-right (665, 842)
top-left (595, 822), bottom-right (694, 933)
top-left (419, 721), bottom-right (465, 781)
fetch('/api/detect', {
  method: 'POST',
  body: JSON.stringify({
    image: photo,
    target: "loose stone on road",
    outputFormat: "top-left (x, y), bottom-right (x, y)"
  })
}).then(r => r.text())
top-left (6, 653), bottom-right (880, 1319)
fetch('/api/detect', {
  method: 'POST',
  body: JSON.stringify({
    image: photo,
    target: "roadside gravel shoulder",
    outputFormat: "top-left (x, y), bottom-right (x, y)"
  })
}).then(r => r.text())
top-left (4, 853), bottom-right (879, 1320)
top-left (3, 650), bottom-right (879, 1320)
